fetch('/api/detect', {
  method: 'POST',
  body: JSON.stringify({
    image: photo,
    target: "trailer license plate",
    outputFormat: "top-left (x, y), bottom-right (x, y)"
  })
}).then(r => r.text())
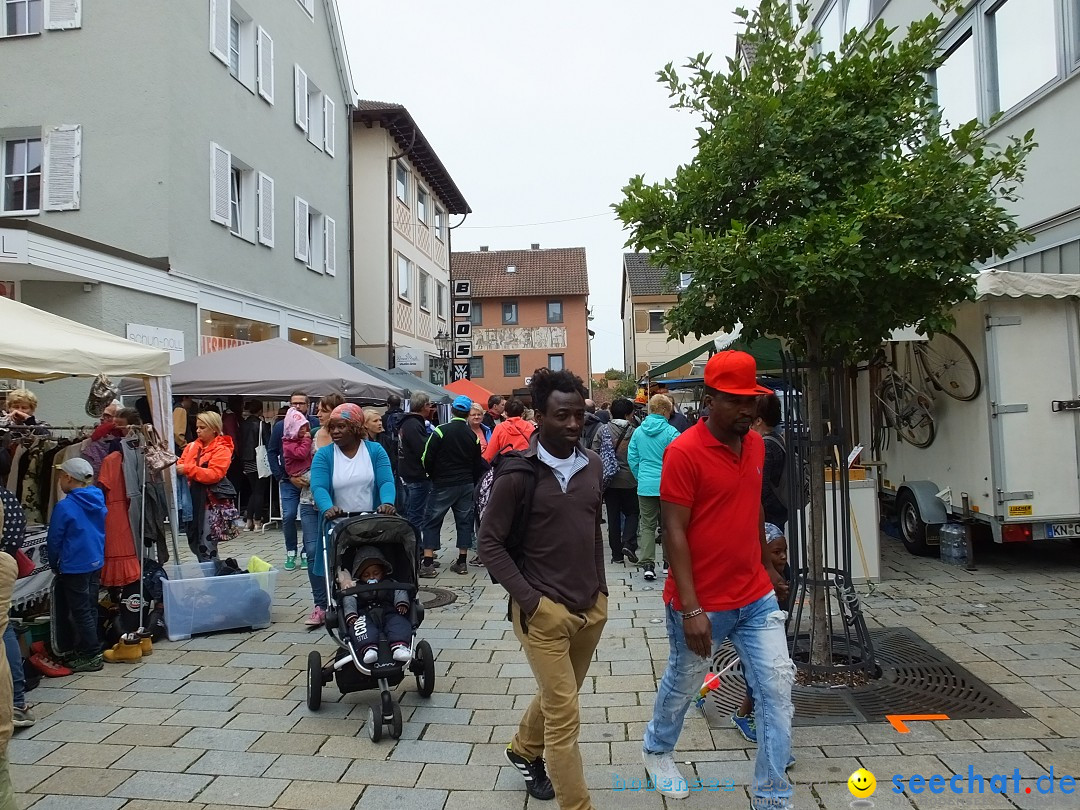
top-left (1048, 523), bottom-right (1080, 538)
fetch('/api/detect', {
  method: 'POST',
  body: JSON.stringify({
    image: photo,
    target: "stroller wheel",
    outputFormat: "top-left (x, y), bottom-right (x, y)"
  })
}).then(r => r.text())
top-left (389, 699), bottom-right (403, 739)
top-left (367, 703), bottom-right (383, 743)
top-left (414, 639), bottom-right (436, 698)
top-left (306, 651), bottom-right (322, 711)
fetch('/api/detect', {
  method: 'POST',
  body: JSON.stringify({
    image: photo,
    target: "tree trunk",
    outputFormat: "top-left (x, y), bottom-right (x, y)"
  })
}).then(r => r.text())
top-left (803, 333), bottom-right (833, 670)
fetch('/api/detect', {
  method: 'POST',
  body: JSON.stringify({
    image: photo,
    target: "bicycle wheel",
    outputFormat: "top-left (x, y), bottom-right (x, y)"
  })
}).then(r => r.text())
top-left (896, 393), bottom-right (936, 448)
top-left (918, 333), bottom-right (981, 401)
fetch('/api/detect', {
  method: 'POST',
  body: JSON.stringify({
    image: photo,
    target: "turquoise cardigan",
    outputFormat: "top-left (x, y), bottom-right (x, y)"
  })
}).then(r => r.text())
top-left (309, 440), bottom-right (397, 576)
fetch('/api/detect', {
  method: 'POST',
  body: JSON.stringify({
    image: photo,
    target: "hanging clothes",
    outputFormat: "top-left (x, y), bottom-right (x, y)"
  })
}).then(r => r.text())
top-left (98, 451), bottom-right (140, 587)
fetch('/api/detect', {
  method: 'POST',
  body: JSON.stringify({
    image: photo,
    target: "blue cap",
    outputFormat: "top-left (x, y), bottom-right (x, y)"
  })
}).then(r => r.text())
top-left (764, 523), bottom-right (784, 542)
top-left (452, 395), bottom-right (472, 412)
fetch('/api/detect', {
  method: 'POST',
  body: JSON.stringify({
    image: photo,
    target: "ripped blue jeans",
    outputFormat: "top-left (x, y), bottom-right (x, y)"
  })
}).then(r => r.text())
top-left (643, 593), bottom-right (794, 810)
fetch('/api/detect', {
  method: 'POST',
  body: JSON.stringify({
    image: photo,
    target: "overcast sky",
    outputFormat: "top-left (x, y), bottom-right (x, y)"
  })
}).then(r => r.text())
top-left (338, 1), bottom-right (740, 373)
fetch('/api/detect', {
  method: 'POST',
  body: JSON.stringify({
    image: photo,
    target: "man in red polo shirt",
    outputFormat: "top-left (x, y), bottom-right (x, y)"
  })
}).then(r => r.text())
top-left (641, 351), bottom-right (794, 809)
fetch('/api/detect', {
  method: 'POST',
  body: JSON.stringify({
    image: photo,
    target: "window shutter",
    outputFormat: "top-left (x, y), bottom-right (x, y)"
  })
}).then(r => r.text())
top-left (324, 217), bottom-right (336, 276)
top-left (634, 310), bottom-right (648, 333)
top-left (44, 0), bottom-right (81, 29)
top-left (257, 173), bottom-right (275, 247)
top-left (209, 0), bottom-right (230, 65)
top-left (256, 27), bottom-right (274, 104)
top-left (43, 125), bottom-right (82, 211)
top-left (209, 142), bottom-right (231, 226)
top-left (294, 197), bottom-right (309, 262)
top-left (294, 65), bottom-right (308, 131)
top-left (323, 96), bottom-right (335, 156)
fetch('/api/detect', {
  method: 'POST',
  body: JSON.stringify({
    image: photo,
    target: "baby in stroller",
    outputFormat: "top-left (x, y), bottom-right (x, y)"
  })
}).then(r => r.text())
top-left (336, 544), bottom-right (412, 665)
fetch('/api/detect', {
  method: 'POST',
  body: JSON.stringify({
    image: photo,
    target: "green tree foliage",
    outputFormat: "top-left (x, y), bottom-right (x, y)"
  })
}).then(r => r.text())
top-left (614, 0), bottom-right (1034, 671)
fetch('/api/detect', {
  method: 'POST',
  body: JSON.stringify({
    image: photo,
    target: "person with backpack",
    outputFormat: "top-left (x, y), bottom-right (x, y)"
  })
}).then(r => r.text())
top-left (483, 399), bottom-right (534, 462)
top-left (627, 394), bottom-right (681, 581)
top-left (397, 393), bottom-right (434, 547)
top-left (592, 398), bottom-right (639, 563)
top-left (754, 392), bottom-right (788, 531)
top-left (379, 394), bottom-right (405, 480)
top-left (477, 367), bottom-right (607, 810)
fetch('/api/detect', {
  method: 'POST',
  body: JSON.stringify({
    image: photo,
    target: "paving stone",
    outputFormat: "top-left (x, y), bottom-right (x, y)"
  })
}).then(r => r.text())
top-left (6, 740), bottom-right (62, 765)
top-left (115, 802), bottom-right (205, 810)
top-left (174, 727), bottom-right (263, 751)
top-left (102, 707), bottom-right (177, 725)
top-left (442, 791), bottom-right (529, 810)
top-left (340, 760), bottom-right (422, 787)
top-left (271, 780), bottom-right (364, 810)
top-left (124, 663), bottom-right (198, 680)
top-left (938, 752), bottom-right (1044, 779)
top-left (194, 775), bottom-right (290, 807)
top-left (21, 798), bottom-right (126, 810)
top-left (118, 678), bottom-right (184, 694)
top-left (38, 705), bottom-right (117, 723)
top-left (38, 743), bottom-right (131, 768)
top-left (417, 763), bottom-right (499, 790)
top-left (29, 767), bottom-right (133, 796)
top-left (110, 745), bottom-right (203, 772)
top-left (389, 738), bottom-right (472, 765)
top-left (101, 724), bottom-right (190, 747)
top-left (224, 713), bottom-right (299, 733)
top-left (32, 721), bottom-right (123, 744)
top-left (354, 786), bottom-right (448, 809)
top-left (232, 697), bottom-right (301, 715)
top-left (174, 694), bottom-right (242, 712)
top-left (186, 750), bottom-right (278, 776)
top-left (420, 722), bottom-right (491, 743)
top-left (262, 753), bottom-right (349, 781)
top-left (247, 731), bottom-right (325, 755)
top-left (108, 771), bottom-right (213, 802)
top-left (176, 681), bottom-right (238, 696)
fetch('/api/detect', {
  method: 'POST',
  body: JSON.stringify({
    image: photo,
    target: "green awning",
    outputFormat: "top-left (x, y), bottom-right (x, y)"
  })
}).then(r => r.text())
top-left (647, 336), bottom-right (785, 380)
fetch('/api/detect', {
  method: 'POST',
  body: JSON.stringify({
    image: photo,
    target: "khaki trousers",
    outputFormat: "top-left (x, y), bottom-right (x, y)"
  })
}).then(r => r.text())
top-left (0, 552), bottom-right (18, 810)
top-left (511, 592), bottom-right (608, 810)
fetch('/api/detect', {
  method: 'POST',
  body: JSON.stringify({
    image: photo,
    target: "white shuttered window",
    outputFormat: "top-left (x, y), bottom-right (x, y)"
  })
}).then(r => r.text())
top-left (294, 65), bottom-right (308, 132)
top-left (44, 0), bottom-right (81, 29)
top-left (323, 96), bottom-right (335, 156)
top-left (209, 0), bottom-right (231, 64)
top-left (294, 197), bottom-right (310, 262)
top-left (256, 27), bottom-right (274, 104)
top-left (257, 172), bottom-right (274, 247)
top-left (42, 125), bottom-right (81, 211)
top-left (324, 217), bottom-right (336, 276)
top-left (209, 142), bottom-right (231, 225)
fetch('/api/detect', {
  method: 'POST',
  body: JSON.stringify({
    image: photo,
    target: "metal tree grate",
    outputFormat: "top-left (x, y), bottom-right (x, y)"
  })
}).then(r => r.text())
top-left (702, 627), bottom-right (1027, 727)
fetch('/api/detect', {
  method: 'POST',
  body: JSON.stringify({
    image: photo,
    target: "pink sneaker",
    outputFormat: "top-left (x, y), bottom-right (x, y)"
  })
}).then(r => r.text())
top-left (305, 606), bottom-right (325, 627)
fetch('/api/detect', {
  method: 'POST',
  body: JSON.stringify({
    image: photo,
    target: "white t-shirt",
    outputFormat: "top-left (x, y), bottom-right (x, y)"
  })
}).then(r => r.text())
top-left (332, 444), bottom-right (375, 513)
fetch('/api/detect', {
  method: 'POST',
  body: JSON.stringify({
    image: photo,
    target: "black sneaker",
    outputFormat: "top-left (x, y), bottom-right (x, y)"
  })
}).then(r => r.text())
top-left (622, 547), bottom-right (639, 564)
top-left (663, 560), bottom-right (669, 574)
top-left (611, 557), bottom-right (624, 564)
top-left (419, 564), bottom-right (438, 579)
top-left (505, 745), bottom-right (555, 800)
top-left (643, 561), bottom-right (656, 581)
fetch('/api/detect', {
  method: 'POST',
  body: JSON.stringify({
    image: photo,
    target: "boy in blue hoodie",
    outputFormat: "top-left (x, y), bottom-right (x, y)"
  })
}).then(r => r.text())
top-left (47, 458), bottom-right (106, 672)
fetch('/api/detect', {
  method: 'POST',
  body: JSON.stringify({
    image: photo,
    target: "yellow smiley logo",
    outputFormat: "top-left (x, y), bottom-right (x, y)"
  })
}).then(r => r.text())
top-left (848, 768), bottom-right (876, 798)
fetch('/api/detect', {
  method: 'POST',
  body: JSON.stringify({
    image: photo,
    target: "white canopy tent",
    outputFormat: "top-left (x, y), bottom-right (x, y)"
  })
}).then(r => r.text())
top-left (0, 296), bottom-right (178, 557)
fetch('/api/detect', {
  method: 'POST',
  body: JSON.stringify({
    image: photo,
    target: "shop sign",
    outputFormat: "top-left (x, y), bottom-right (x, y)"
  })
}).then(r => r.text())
top-left (395, 346), bottom-right (424, 371)
top-left (199, 335), bottom-right (250, 355)
top-left (127, 323), bottom-right (186, 362)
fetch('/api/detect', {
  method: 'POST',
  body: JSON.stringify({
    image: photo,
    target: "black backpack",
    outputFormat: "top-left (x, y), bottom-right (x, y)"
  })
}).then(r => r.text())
top-left (474, 451), bottom-right (540, 587)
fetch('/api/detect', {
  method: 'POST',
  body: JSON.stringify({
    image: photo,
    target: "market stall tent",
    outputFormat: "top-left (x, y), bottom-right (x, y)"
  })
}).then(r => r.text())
top-left (444, 378), bottom-right (495, 406)
top-left (162, 339), bottom-right (404, 401)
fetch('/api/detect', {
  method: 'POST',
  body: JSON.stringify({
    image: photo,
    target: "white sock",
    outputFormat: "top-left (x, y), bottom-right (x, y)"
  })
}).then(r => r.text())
top-left (362, 647), bottom-right (378, 664)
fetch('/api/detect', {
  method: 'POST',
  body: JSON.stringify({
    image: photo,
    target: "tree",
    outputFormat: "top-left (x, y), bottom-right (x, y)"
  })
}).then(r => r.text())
top-left (603, 368), bottom-right (625, 381)
top-left (614, 0), bottom-right (1033, 670)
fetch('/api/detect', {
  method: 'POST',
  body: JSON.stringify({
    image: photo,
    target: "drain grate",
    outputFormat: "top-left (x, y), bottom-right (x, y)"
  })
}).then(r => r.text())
top-left (418, 586), bottom-right (458, 610)
top-left (703, 627), bottom-right (1027, 727)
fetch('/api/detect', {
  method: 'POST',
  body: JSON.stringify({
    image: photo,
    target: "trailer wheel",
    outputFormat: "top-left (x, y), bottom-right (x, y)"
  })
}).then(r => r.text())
top-left (897, 490), bottom-right (936, 557)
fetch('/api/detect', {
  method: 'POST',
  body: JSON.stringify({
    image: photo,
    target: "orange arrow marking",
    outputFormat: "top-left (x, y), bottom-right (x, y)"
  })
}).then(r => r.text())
top-left (887, 713), bottom-right (950, 733)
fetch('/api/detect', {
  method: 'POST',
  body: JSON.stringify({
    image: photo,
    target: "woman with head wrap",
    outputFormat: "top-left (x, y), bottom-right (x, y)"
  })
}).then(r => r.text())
top-left (307, 404), bottom-right (397, 627)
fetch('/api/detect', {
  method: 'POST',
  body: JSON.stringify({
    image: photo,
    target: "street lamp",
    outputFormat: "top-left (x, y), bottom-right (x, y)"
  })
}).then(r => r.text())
top-left (433, 329), bottom-right (453, 384)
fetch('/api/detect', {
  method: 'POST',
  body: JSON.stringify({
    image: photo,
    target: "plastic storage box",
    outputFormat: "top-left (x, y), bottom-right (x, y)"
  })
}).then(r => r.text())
top-left (162, 561), bottom-right (277, 642)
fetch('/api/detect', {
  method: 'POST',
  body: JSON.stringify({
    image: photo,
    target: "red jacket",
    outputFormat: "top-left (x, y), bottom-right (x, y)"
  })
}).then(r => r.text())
top-left (483, 417), bottom-right (535, 463)
top-left (179, 434), bottom-right (234, 485)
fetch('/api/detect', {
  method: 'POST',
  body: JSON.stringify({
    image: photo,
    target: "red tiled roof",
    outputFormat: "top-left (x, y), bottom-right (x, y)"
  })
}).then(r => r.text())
top-left (451, 247), bottom-right (589, 298)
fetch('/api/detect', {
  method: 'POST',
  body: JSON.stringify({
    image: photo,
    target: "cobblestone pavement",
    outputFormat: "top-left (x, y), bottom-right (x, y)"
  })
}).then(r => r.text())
top-left (9, 526), bottom-right (1080, 809)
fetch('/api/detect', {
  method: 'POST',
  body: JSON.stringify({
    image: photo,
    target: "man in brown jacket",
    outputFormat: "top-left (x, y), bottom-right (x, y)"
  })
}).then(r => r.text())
top-left (478, 367), bottom-right (607, 810)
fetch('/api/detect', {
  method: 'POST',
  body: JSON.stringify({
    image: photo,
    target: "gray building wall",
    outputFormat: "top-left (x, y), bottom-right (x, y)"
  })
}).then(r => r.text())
top-left (20, 280), bottom-right (197, 424)
top-left (0, 0), bottom-right (351, 321)
top-left (350, 125), bottom-right (393, 366)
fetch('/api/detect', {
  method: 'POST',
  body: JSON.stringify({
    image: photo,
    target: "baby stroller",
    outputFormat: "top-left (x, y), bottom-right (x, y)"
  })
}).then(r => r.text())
top-left (306, 513), bottom-right (436, 741)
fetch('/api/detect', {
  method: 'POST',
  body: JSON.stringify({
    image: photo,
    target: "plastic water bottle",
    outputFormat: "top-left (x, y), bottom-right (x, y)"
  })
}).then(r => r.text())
top-left (939, 524), bottom-right (967, 565)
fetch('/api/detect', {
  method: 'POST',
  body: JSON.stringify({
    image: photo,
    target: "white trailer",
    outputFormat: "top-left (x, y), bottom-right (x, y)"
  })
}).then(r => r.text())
top-left (867, 270), bottom-right (1080, 555)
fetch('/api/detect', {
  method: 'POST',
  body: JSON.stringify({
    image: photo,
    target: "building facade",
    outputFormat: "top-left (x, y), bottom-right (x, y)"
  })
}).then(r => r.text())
top-left (0, 0), bottom-right (355, 398)
top-left (350, 102), bottom-right (470, 382)
top-left (452, 246), bottom-right (592, 396)
top-left (621, 253), bottom-right (726, 379)
top-left (800, 0), bottom-right (1080, 280)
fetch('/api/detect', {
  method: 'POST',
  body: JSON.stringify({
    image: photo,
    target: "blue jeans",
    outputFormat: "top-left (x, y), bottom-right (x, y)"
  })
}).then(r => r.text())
top-left (422, 483), bottom-right (475, 552)
top-left (299, 503), bottom-right (326, 609)
top-left (3, 623), bottom-right (25, 708)
top-left (401, 481), bottom-right (432, 546)
top-left (176, 472), bottom-right (193, 525)
top-left (643, 594), bottom-right (794, 810)
top-left (58, 570), bottom-right (102, 658)
top-left (279, 479), bottom-right (300, 554)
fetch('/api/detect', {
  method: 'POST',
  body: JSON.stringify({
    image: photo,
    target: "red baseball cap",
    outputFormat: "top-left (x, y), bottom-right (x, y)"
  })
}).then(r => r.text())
top-left (704, 351), bottom-right (774, 396)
